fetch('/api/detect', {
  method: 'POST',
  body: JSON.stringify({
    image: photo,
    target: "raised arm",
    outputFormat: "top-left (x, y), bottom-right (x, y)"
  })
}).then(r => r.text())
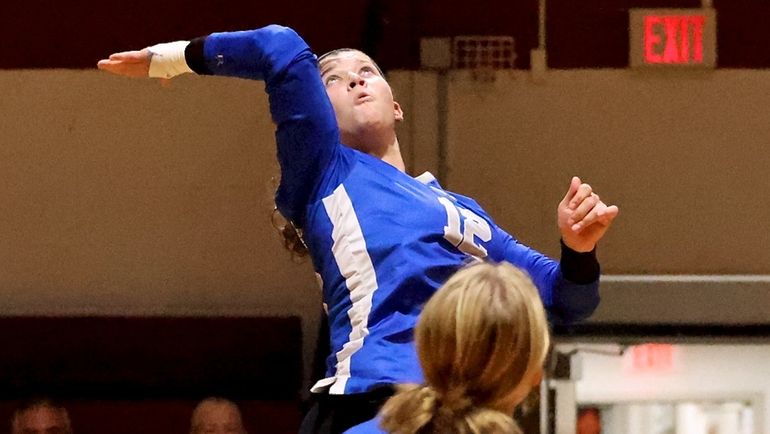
top-left (497, 233), bottom-right (600, 324)
top-left (496, 176), bottom-right (618, 324)
top-left (98, 25), bottom-right (341, 226)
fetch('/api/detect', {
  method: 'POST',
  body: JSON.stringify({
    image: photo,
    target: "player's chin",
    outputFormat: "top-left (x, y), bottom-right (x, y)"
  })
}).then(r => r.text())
top-left (352, 115), bottom-right (386, 130)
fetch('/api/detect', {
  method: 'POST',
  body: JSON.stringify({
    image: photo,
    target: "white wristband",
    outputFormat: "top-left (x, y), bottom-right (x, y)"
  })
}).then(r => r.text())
top-left (147, 40), bottom-right (194, 79)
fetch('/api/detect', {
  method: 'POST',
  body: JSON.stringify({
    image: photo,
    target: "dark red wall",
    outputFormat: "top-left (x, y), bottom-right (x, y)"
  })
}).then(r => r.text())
top-left (2, 0), bottom-right (767, 70)
top-left (0, 317), bottom-right (303, 433)
top-left (0, 399), bottom-right (300, 434)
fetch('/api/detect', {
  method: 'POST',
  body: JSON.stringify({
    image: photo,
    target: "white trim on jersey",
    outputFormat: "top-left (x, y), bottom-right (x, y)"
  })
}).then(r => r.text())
top-left (321, 184), bottom-right (379, 395)
top-left (414, 171), bottom-right (436, 184)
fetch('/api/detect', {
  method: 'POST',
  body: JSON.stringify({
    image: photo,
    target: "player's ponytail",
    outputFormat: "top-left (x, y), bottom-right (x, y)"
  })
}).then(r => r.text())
top-left (459, 408), bottom-right (521, 434)
top-left (378, 384), bottom-right (437, 433)
top-left (375, 262), bottom-right (550, 434)
top-left (379, 383), bottom-right (520, 434)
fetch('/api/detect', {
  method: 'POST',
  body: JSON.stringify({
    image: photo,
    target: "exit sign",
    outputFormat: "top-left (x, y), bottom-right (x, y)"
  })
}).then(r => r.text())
top-left (624, 343), bottom-right (678, 374)
top-left (630, 9), bottom-right (717, 68)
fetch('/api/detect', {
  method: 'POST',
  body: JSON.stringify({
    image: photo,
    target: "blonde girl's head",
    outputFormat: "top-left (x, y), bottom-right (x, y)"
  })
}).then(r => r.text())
top-left (380, 262), bottom-right (550, 434)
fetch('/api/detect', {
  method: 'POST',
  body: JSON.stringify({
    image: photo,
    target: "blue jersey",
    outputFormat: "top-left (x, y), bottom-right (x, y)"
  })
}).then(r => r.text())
top-left (344, 418), bottom-right (382, 434)
top-left (191, 25), bottom-right (599, 395)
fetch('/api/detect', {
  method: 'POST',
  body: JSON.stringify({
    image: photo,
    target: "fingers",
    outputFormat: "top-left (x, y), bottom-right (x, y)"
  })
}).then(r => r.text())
top-left (96, 49), bottom-right (151, 77)
top-left (96, 59), bottom-right (117, 71)
top-left (569, 191), bottom-right (598, 231)
top-left (96, 59), bottom-right (118, 73)
top-left (561, 176), bottom-right (582, 205)
top-left (601, 205), bottom-right (620, 220)
top-left (568, 182), bottom-right (593, 211)
top-left (96, 60), bottom-right (143, 77)
top-left (560, 177), bottom-right (619, 232)
top-left (570, 200), bottom-right (619, 232)
top-left (108, 50), bottom-right (146, 62)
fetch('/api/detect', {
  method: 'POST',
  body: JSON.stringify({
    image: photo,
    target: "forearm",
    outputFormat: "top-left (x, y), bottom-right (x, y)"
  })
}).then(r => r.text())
top-left (184, 25), bottom-right (310, 85)
top-left (183, 25), bottom-right (340, 225)
top-left (148, 25), bottom-right (311, 85)
top-left (559, 239), bottom-right (599, 284)
top-left (499, 234), bottom-right (600, 324)
top-left (549, 241), bottom-right (600, 324)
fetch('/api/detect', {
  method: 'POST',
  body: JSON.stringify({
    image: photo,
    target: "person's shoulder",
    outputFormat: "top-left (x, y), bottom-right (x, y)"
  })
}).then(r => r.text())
top-left (446, 189), bottom-right (495, 221)
top-left (343, 417), bottom-right (386, 434)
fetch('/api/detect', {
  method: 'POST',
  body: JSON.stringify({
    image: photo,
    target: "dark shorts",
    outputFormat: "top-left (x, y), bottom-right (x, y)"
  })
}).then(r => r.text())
top-left (298, 385), bottom-right (395, 434)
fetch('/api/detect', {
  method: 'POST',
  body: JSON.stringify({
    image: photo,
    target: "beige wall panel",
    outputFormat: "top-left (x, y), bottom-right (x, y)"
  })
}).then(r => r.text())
top-left (445, 69), bottom-right (770, 274)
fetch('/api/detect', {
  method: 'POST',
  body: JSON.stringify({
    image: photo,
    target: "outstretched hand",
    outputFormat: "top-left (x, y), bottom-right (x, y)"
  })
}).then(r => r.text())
top-left (558, 176), bottom-right (619, 252)
top-left (97, 49), bottom-right (151, 77)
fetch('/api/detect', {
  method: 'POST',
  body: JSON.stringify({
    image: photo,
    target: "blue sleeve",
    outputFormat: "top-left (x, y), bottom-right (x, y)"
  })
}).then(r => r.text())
top-left (195, 25), bottom-right (340, 226)
top-left (494, 231), bottom-right (600, 325)
top-left (343, 418), bottom-right (385, 434)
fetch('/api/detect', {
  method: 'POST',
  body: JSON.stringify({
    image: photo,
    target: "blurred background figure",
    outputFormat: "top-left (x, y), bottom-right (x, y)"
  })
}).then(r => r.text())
top-left (190, 397), bottom-right (247, 434)
top-left (11, 397), bottom-right (72, 434)
top-left (577, 407), bottom-right (602, 434)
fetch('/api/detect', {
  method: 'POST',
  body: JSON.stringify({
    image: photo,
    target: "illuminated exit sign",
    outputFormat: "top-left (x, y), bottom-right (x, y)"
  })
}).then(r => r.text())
top-left (630, 9), bottom-right (717, 68)
top-left (623, 343), bottom-right (678, 374)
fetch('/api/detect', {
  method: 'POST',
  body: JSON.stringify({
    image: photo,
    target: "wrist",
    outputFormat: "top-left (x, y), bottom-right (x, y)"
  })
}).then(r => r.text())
top-left (560, 233), bottom-right (592, 253)
top-left (147, 40), bottom-right (193, 78)
top-left (560, 239), bottom-right (600, 284)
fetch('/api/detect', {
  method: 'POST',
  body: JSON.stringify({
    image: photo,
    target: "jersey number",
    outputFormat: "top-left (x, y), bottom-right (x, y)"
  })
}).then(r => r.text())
top-left (438, 197), bottom-right (492, 258)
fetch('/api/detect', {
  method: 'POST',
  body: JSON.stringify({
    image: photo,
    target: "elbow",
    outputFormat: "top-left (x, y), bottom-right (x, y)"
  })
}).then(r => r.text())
top-left (262, 25), bottom-right (307, 51)
top-left (259, 25), bottom-right (315, 82)
top-left (263, 24), bottom-right (298, 39)
top-left (571, 289), bottom-right (601, 323)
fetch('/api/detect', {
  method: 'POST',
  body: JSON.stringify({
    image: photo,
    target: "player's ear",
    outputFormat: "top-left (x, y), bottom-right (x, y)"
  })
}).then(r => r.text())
top-left (393, 101), bottom-right (404, 122)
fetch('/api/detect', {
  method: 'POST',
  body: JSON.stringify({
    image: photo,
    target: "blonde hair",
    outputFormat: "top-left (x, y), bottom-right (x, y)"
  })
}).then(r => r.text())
top-left (379, 262), bottom-right (551, 434)
top-left (271, 206), bottom-right (309, 260)
top-left (318, 48), bottom-right (385, 77)
top-left (269, 171), bottom-right (309, 260)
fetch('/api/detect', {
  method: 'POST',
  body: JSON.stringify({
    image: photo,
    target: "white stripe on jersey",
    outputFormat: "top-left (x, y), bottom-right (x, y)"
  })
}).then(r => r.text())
top-left (322, 184), bottom-right (378, 395)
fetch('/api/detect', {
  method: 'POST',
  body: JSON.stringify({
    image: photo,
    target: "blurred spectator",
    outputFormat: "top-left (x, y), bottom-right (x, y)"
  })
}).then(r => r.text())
top-left (11, 397), bottom-right (72, 434)
top-left (577, 407), bottom-right (602, 434)
top-left (190, 397), bottom-right (246, 434)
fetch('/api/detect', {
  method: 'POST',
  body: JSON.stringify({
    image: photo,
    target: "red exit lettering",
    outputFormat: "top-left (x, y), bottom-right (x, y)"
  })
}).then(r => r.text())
top-left (644, 15), bottom-right (705, 64)
top-left (629, 343), bottom-right (676, 373)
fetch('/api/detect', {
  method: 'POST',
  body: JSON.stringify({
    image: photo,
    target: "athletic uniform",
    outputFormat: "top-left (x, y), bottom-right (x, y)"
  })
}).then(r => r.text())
top-left (182, 24), bottom-right (600, 432)
top-left (343, 418), bottom-right (381, 434)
